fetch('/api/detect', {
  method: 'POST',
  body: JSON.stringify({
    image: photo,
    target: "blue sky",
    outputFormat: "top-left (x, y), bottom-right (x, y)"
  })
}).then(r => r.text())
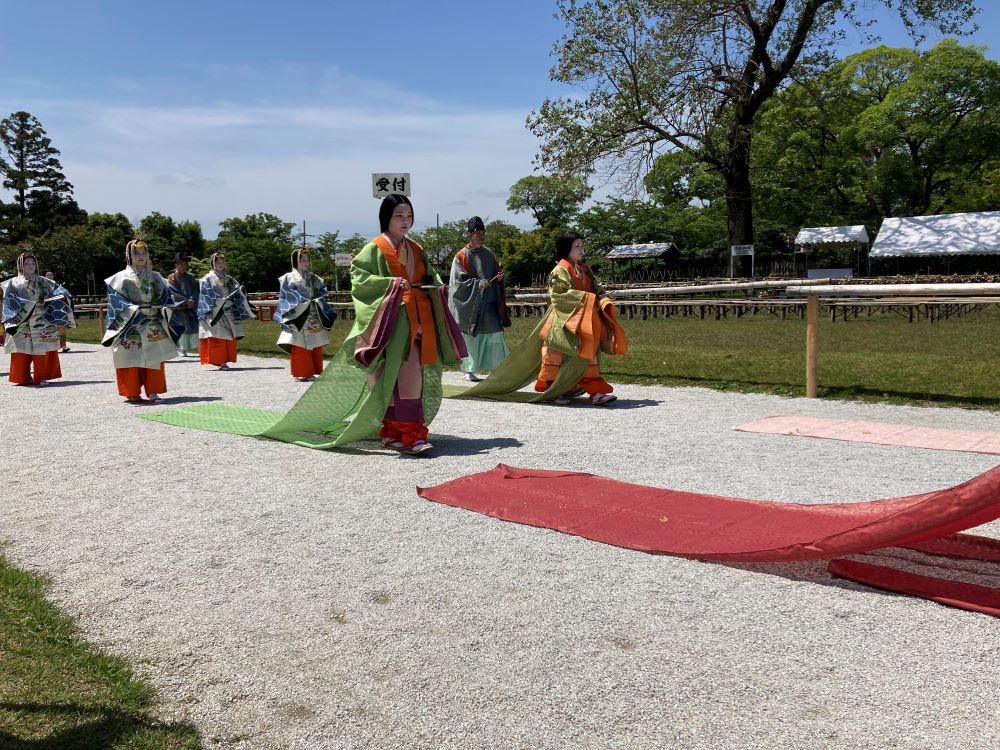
top-left (1, 1), bottom-right (997, 240)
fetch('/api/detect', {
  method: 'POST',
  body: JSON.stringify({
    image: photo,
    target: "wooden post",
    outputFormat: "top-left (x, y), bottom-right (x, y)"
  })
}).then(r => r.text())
top-left (806, 294), bottom-right (819, 398)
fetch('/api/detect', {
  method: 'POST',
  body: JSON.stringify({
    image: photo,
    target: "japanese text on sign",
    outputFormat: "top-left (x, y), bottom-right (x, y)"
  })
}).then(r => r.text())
top-left (372, 173), bottom-right (411, 198)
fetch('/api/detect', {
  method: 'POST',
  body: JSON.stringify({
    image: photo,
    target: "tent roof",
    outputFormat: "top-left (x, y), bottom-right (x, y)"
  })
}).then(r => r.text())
top-left (870, 211), bottom-right (1000, 257)
top-left (794, 225), bottom-right (869, 248)
top-left (605, 242), bottom-right (677, 259)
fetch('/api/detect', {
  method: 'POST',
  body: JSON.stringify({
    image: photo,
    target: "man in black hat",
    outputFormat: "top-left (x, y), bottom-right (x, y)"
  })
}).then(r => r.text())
top-left (167, 252), bottom-right (200, 356)
top-left (447, 216), bottom-right (511, 381)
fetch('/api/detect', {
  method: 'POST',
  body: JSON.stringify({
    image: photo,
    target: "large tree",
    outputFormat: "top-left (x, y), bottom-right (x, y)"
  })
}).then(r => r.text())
top-left (851, 40), bottom-right (1000, 216)
top-left (506, 174), bottom-right (592, 227)
top-left (138, 212), bottom-right (178, 271)
top-left (529, 0), bottom-right (978, 275)
top-left (174, 220), bottom-right (206, 262)
top-left (752, 40), bottom-right (1000, 229)
top-left (212, 212), bottom-right (296, 291)
top-left (85, 212), bottom-right (134, 283)
top-left (0, 111), bottom-right (78, 242)
top-left (312, 230), bottom-right (342, 281)
top-left (410, 219), bottom-right (472, 271)
top-left (493, 225), bottom-right (568, 287)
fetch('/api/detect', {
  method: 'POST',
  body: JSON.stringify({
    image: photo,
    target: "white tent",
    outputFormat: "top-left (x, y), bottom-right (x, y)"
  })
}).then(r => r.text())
top-left (870, 211), bottom-right (1000, 257)
top-left (793, 225), bottom-right (869, 277)
top-left (794, 225), bottom-right (869, 247)
top-left (604, 242), bottom-right (678, 259)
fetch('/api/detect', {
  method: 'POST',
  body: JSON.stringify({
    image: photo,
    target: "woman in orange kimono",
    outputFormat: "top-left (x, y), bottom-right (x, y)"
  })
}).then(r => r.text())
top-left (350, 193), bottom-right (466, 453)
top-left (533, 232), bottom-right (624, 404)
top-left (458, 231), bottom-right (627, 407)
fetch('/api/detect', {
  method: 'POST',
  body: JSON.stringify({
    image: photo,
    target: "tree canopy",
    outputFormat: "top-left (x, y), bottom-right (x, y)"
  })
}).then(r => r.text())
top-left (0, 111), bottom-right (82, 244)
top-left (211, 212), bottom-right (297, 290)
top-left (506, 174), bottom-right (592, 228)
top-left (753, 39), bottom-right (1000, 229)
top-left (529, 0), bottom-right (980, 274)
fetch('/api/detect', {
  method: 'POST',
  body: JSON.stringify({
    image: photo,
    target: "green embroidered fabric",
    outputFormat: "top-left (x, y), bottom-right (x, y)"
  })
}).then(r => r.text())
top-left (142, 241), bottom-right (446, 450)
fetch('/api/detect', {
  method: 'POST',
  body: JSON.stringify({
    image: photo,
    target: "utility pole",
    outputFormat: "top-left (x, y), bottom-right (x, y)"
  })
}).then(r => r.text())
top-left (296, 220), bottom-right (315, 252)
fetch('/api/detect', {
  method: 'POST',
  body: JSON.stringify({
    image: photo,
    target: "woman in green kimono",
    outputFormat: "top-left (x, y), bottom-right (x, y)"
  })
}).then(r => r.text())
top-left (144, 194), bottom-right (466, 453)
top-left (350, 194), bottom-right (466, 453)
top-left (458, 232), bottom-right (627, 406)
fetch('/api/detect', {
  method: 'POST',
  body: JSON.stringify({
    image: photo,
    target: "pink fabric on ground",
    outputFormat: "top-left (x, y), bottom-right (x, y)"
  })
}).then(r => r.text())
top-left (733, 415), bottom-right (1000, 456)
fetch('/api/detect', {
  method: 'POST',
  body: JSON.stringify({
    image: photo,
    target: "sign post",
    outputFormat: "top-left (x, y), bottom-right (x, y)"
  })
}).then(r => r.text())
top-left (332, 253), bottom-right (353, 292)
top-left (730, 244), bottom-right (755, 278)
top-left (372, 173), bottom-right (411, 199)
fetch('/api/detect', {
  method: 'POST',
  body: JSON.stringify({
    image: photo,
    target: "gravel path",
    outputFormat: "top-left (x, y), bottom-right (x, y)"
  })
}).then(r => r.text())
top-left (4, 344), bottom-right (999, 749)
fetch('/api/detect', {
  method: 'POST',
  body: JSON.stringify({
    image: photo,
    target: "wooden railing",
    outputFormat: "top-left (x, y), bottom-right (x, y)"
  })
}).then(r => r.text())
top-left (73, 280), bottom-right (1000, 400)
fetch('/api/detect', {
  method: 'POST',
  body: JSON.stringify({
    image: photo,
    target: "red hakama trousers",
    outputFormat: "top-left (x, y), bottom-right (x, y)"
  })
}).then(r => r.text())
top-left (200, 337), bottom-right (237, 366)
top-left (116, 364), bottom-right (167, 398)
top-left (9, 351), bottom-right (61, 385)
top-left (289, 345), bottom-right (324, 378)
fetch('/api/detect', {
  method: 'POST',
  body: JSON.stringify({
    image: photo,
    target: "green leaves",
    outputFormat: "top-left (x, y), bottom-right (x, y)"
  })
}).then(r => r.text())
top-left (530, 0), bottom-right (980, 263)
top-left (212, 212), bottom-right (296, 291)
top-left (506, 174), bottom-right (592, 228)
top-left (753, 38), bottom-right (1000, 228)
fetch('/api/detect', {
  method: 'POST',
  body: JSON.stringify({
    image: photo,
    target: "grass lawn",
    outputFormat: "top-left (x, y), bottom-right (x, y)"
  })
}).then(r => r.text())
top-left (0, 551), bottom-right (202, 749)
top-left (69, 306), bottom-right (1000, 409)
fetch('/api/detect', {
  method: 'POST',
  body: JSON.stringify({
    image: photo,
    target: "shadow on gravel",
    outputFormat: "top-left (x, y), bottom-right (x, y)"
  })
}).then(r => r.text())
top-left (157, 396), bottom-right (225, 405)
top-left (302, 436), bottom-right (524, 458)
top-left (605, 398), bottom-right (661, 410)
top-left (425, 435), bottom-right (523, 456)
top-left (44, 380), bottom-right (113, 387)
top-left (530, 396), bottom-right (662, 409)
top-left (215, 366), bottom-right (284, 371)
top-left (720, 556), bottom-right (945, 604)
top-left (0, 702), bottom-right (202, 749)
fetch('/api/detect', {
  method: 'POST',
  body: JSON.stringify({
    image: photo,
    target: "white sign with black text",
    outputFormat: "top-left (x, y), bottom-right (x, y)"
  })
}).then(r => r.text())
top-left (372, 173), bottom-right (411, 198)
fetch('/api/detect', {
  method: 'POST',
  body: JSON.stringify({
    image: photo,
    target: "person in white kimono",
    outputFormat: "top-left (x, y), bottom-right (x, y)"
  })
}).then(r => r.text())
top-left (103, 237), bottom-right (177, 403)
top-left (196, 252), bottom-right (253, 370)
top-left (44, 270), bottom-right (72, 352)
top-left (2, 251), bottom-right (73, 386)
top-left (447, 216), bottom-right (510, 381)
top-left (273, 248), bottom-right (337, 381)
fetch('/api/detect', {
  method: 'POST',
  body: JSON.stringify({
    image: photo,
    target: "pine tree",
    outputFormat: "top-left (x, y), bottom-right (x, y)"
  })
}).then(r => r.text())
top-left (0, 111), bottom-right (76, 241)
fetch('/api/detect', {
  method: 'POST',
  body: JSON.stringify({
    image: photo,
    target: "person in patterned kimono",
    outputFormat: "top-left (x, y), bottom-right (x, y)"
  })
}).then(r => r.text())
top-left (447, 215), bottom-right (510, 382)
top-left (2, 250), bottom-right (74, 386)
top-left (273, 248), bottom-right (337, 381)
top-left (458, 232), bottom-right (628, 407)
top-left (166, 252), bottom-right (200, 357)
top-left (44, 271), bottom-right (73, 352)
top-left (104, 237), bottom-right (177, 403)
top-left (347, 193), bottom-right (467, 454)
top-left (196, 252), bottom-right (253, 370)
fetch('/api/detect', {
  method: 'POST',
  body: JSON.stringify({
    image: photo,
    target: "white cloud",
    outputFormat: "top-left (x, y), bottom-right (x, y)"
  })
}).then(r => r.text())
top-left (4, 85), bottom-right (544, 237)
top-left (152, 173), bottom-right (228, 188)
top-left (51, 99), bottom-right (541, 237)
